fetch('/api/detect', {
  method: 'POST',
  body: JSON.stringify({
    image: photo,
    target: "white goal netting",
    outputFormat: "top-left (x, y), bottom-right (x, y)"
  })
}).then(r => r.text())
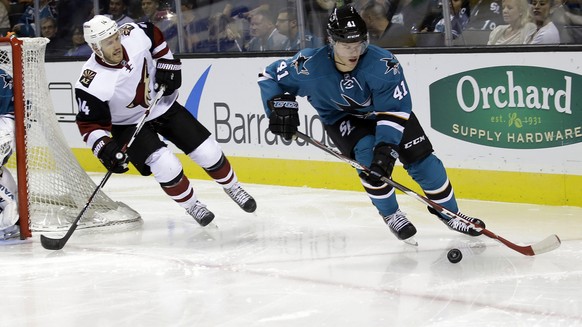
top-left (2, 37), bottom-right (142, 234)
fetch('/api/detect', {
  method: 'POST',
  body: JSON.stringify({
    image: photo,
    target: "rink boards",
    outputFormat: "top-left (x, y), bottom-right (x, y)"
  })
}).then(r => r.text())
top-left (46, 52), bottom-right (582, 207)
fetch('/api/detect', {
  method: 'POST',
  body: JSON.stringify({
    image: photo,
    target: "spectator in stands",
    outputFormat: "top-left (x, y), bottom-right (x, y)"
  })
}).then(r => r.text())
top-left (64, 25), bottom-right (92, 57)
top-left (487, 0), bottom-right (536, 44)
top-left (138, 0), bottom-right (179, 52)
top-left (12, 0), bottom-right (57, 37)
top-left (106, 0), bottom-right (135, 26)
top-left (417, 0), bottom-right (469, 39)
top-left (55, 0), bottom-right (93, 43)
top-left (276, 6), bottom-right (323, 50)
top-left (40, 17), bottom-right (69, 56)
top-left (435, 0), bottom-right (470, 38)
top-left (238, 0), bottom-right (287, 20)
top-left (138, 0), bottom-right (159, 22)
top-left (526, 0), bottom-right (560, 43)
top-left (0, 0), bottom-right (9, 36)
top-left (305, 0), bottom-right (336, 40)
top-left (360, 1), bottom-right (415, 47)
top-left (552, 0), bottom-right (582, 26)
top-left (197, 11), bottom-right (244, 52)
top-left (180, 0), bottom-right (200, 52)
top-left (466, 0), bottom-right (504, 30)
top-left (245, 9), bottom-right (288, 51)
top-left (387, 0), bottom-right (436, 35)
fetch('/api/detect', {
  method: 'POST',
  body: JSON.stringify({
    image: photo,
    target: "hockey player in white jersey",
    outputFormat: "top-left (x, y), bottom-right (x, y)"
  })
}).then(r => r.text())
top-left (75, 15), bottom-right (256, 227)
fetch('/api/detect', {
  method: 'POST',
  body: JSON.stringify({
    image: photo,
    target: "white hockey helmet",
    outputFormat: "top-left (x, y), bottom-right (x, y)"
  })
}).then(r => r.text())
top-left (83, 15), bottom-right (119, 58)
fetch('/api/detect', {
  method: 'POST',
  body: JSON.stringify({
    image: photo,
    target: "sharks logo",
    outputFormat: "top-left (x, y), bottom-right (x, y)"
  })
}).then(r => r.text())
top-left (291, 53), bottom-right (310, 75)
top-left (0, 73), bottom-right (12, 89)
top-left (334, 74), bottom-right (371, 114)
top-left (381, 56), bottom-right (401, 75)
top-left (333, 94), bottom-right (372, 114)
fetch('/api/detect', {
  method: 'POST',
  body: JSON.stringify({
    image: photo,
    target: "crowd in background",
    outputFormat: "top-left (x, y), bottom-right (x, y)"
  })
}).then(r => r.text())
top-left (1, 0), bottom-right (582, 57)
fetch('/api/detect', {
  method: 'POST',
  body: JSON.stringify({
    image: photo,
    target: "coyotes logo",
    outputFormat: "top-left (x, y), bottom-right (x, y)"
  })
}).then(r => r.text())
top-left (127, 61), bottom-right (151, 108)
top-left (79, 69), bottom-right (96, 87)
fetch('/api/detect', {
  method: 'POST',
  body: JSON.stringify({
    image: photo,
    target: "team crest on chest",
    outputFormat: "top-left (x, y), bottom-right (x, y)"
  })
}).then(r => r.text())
top-left (340, 73), bottom-right (362, 92)
top-left (127, 61), bottom-right (151, 109)
top-left (79, 69), bottom-right (97, 87)
top-left (381, 56), bottom-right (401, 75)
top-left (119, 24), bottom-right (134, 36)
top-left (291, 53), bottom-right (310, 75)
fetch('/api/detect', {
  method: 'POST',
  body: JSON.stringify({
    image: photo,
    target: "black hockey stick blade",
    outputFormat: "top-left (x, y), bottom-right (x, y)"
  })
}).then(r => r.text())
top-left (294, 131), bottom-right (561, 256)
top-left (40, 88), bottom-right (166, 250)
top-left (40, 171), bottom-right (112, 250)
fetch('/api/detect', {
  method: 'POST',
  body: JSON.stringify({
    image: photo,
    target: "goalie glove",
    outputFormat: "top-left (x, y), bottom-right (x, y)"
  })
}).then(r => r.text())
top-left (155, 58), bottom-right (182, 96)
top-left (92, 136), bottom-right (129, 174)
top-left (360, 143), bottom-right (399, 186)
top-left (267, 94), bottom-right (299, 141)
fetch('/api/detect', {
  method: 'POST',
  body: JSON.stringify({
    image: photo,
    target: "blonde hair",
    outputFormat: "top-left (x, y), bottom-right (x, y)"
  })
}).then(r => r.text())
top-left (503, 0), bottom-right (532, 27)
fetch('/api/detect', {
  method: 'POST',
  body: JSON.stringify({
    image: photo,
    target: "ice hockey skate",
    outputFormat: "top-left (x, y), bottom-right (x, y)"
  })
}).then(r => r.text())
top-left (224, 182), bottom-right (257, 213)
top-left (383, 209), bottom-right (418, 245)
top-left (428, 207), bottom-right (485, 236)
top-left (186, 201), bottom-right (215, 227)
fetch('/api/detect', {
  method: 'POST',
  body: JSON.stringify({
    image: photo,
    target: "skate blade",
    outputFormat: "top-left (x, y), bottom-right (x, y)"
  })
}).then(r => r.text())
top-left (402, 236), bottom-right (418, 246)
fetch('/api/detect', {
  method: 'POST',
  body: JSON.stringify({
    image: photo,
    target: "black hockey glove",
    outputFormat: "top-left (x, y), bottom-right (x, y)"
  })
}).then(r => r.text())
top-left (360, 143), bottom-right (399, 186)
top-left (92, 136), bottom-right (129, 174)
top-left (267, 94), bottom-right (299, 141)
top-left (155, 58), bottom-right (182, 96)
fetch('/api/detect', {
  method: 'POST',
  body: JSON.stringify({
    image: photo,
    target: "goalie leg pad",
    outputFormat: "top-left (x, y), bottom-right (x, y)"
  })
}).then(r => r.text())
top-left (0, 201), bottom-right (18, 230)
top-left (0, 167), bottom-right (18, 229)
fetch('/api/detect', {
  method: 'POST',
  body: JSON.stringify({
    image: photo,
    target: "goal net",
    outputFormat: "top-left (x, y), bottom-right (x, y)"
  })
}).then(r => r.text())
top-left (1, 37), bottom-right (142, 239)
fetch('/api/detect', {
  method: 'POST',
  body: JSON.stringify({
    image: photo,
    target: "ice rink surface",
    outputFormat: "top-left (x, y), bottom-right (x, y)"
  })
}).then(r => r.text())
top-left (2, 174), bottom-right (581, 327)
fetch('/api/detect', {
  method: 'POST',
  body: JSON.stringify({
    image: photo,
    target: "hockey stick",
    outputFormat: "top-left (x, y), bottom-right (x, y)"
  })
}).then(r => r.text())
top-left (294, 131), bottom-right (561, 256)
top-left (40, 87), bottom-right (166, 250)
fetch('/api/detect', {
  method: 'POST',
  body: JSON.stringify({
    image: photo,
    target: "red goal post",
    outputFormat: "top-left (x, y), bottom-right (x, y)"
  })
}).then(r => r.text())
top-left (1, 36), bottom-right (142, 239)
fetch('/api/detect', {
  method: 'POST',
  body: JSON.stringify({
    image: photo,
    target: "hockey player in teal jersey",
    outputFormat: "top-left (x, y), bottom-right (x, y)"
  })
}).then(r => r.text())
top-left (258, 5), bottom-right (485, 243)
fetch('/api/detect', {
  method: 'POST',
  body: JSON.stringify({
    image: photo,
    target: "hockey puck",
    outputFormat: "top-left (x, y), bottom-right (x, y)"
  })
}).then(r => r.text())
top-left (447, 248), bottom-right (462, 263)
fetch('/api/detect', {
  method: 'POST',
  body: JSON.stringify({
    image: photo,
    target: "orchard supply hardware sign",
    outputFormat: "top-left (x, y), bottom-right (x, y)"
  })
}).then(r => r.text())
top-left (429, 66), bottom-right (581, 149)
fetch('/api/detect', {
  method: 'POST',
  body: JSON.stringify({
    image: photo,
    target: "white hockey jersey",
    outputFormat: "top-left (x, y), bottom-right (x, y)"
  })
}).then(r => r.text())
top-left (75, 22), bottom-right (178, 149)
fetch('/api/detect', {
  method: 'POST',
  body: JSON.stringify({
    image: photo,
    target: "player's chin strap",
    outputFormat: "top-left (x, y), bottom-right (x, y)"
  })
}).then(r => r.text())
top-left (39, 87), bottom-right (166, 250)
top-left (293, 131), bottom-right (561, 256)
